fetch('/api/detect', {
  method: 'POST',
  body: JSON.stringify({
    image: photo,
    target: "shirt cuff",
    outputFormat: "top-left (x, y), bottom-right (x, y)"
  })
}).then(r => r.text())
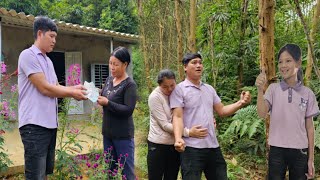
top-left (183, 128), bottom-right (190, 137)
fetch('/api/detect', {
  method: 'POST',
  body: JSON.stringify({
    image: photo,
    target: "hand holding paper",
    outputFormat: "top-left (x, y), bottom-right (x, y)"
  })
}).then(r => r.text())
top-left (84, 81), bottom-right (99, 102)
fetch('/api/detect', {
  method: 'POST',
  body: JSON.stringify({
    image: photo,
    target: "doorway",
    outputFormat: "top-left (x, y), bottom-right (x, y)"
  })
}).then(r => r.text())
top-left (47, 52), bottom-right (65, 112)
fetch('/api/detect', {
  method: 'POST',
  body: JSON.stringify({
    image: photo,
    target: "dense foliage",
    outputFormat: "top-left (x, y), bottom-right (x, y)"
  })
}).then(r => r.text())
top-left (0, 0), bottom-right (138, 34)
top-left (0, 0), bottom-right (320, 179)
top-left (134, 0), bottom-right (320, 178)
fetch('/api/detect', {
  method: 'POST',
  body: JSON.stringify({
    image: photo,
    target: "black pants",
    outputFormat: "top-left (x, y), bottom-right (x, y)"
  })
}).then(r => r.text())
top-left (19, 124), bottom-right (57, 180)
top-left (180, 146), bottom-right (227, 180)
top-left (268, 146), bottom-right (308, 180)
top-left (147, 140), bottom-right (180, 180)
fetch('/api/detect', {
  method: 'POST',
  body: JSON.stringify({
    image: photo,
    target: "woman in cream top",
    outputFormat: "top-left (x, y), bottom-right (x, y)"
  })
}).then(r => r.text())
top-left (147, 69), bottom-right (208, 180)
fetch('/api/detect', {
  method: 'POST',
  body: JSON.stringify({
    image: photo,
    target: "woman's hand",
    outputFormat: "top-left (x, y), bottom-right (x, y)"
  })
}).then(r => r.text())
top-left (97, 96), bottom-right (108, 106)
top-left (189, 125), bottom-right (208, 138)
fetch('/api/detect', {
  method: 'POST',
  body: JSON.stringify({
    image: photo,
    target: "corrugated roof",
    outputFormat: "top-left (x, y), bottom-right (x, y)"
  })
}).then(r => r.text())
top-left (0, 7), bottom-right (139, 43)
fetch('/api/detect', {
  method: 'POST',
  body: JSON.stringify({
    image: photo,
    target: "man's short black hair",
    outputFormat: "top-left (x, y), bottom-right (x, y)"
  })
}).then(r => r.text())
top-left (182, 53), bottom-right (202, 65)
top-left (33, 16), bottom-right (58, 39)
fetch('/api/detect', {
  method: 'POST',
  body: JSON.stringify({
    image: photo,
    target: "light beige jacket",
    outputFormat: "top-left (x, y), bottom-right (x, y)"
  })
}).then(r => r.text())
top-left (147, 87), bottom-right (188, 145)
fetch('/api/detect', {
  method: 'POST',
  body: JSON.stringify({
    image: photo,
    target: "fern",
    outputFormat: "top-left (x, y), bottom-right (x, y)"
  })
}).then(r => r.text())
top-left (223, 105), bottom-right (264, 138)
top-left (248, 120), bottom-right (262, 138)
top-left (221, 105), bottom-right (266, 155)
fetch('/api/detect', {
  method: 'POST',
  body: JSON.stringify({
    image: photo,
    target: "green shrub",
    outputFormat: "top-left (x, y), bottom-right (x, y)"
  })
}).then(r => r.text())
top-left (220, 105), bottom-right (266, 155)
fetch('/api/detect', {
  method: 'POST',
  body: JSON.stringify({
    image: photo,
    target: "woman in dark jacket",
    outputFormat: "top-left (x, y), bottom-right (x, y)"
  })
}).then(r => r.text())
top-left (97, 46), bottom-right (137, 180)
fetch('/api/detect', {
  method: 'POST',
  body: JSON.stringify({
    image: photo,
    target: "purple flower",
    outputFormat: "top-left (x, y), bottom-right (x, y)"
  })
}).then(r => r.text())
top-left (93, 163), bottom-right (98, 168)
top-left (77, 155), bottom-right (84, 160)
top-left (9, 111), bottom-right (16, 119)
top-left (10, 84), bottom-right (17, 92)
top-left (1, 101), bottom-right (10, 118)
top-left (119, 163), bottom-right (124, 168)
top-left (1, 63), bottom-right (7, 74)
top-left (125, 153), bottom-right (129, 157)
top-left (113, 169), bottom-right (118, 173)
top-left (105, 159), bottom-right (110, 163)
top-left (67, 64), bottom-right (81, 86)
top-left (122, 175), bottom-right (127, 180)
top-left (95, 154), bottom-right (100, 161)
top-left (86, 162), bottom-right (91, 168)
top-left (2, 101), bottom-right (9, 111)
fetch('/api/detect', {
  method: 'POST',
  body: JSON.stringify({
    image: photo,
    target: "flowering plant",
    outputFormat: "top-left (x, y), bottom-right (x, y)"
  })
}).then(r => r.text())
top-left (53, 63), bottom-right (85, 178)
top-left (67, 64), bottom-right (81, 86)
top-left (0, 62), bottom-right (18, 172)
top-left (77, 147), bottom-right (128, 180)
top-left (1, 62), bottom-right (7, 74)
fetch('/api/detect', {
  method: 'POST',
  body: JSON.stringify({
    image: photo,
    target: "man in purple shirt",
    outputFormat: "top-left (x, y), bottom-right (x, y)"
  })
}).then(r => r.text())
top-left (18, 16), bottom-right (87, 179)
top-left (170, 53), bottom-right (251, 180)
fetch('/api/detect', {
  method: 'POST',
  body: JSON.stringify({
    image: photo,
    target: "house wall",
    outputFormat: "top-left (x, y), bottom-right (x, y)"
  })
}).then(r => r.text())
top-left (2, 25), bottom-right (133, 116)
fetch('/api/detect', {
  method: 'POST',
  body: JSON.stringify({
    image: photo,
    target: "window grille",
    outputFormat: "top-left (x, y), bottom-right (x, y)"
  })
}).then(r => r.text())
top-left (91, 64), bottom-right (109, 89)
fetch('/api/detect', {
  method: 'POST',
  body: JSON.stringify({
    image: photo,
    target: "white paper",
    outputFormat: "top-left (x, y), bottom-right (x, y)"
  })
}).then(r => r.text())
top-left (84, 81), bottom-right (99, 103)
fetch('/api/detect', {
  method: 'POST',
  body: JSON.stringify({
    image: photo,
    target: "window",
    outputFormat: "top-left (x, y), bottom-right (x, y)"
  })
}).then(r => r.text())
top-left (91, 64), bottom-right (109, 89)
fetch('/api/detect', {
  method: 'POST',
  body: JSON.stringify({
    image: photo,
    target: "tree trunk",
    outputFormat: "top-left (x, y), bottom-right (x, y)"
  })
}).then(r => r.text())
top-left (159, 20), bottom-right (164, 70)
top-left (208, 19), bottom-right (217, 87)
top-left (188, 0), bottom-right (197, 53)
top-left (304, 0), bottom-right (320, 84)
top-left (237, 0), bottom-right (249, 93)
top-left (175, 0), bottom-right (184, 80)
top-left (293, 0), bottom-right (320, 80)
top-left (259, 0), bottom-right (276, 173)
top-left (164, 1), bottom-right (172, 68)
top-left (138, 0), bottom-right (152, 93)
top-left (167, 21), bottom-right (172, 69)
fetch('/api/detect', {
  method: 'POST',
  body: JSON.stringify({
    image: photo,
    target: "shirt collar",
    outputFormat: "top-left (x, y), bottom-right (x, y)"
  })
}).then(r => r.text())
top-left (183, 78), bottom-right (204, 88)
top-left (280, 80), bottom-right (302, 91)
top-left (31, 45), bottom-right (46, 56)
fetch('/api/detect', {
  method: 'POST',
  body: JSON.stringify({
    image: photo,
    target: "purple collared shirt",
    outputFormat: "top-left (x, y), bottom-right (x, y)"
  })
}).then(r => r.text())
top-left (18, 45), bottom-right (58, 129)
top-left (264, 80), bottom-right (320, 149)
top-left (170, 79), bottom-right (221, 148)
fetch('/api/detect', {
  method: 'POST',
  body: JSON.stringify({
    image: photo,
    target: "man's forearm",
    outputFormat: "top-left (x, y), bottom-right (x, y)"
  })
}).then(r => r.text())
top-left (29, 73), bottom-right (75, 98)
top-left (220, 101), bottom-right (243, 117)
top-left (173, 116), bottom-right (184, 140)
top-left (43, 84), bottom-right (74, 98)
